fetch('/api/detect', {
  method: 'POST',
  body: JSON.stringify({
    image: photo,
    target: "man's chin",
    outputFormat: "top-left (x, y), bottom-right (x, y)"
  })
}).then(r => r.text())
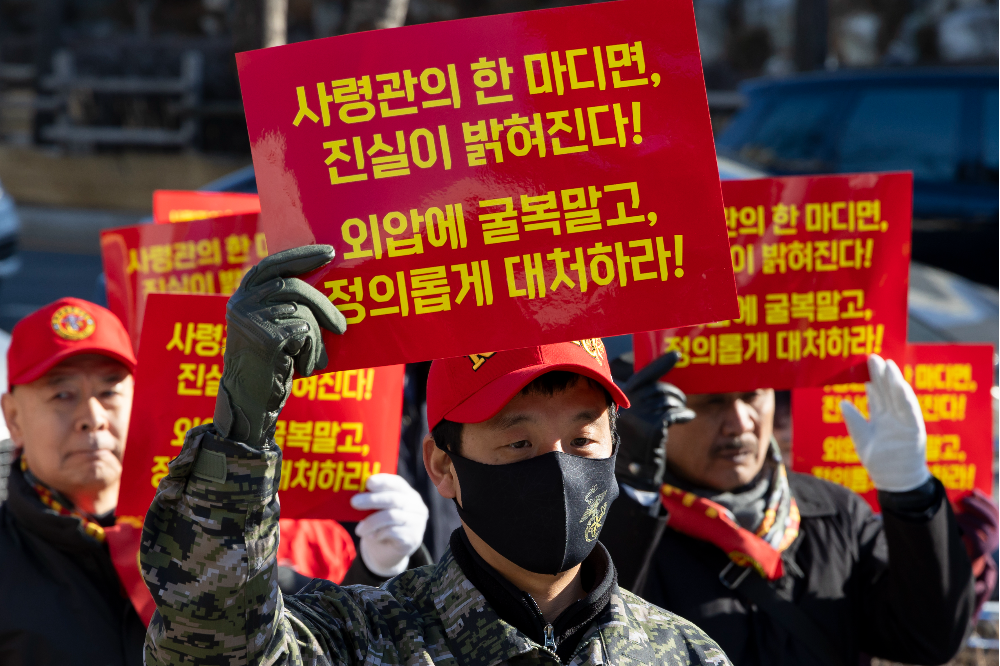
top-left (705, 455), bottom-right (762, 491)
top-left (61, 455), bottom-right (122, 488)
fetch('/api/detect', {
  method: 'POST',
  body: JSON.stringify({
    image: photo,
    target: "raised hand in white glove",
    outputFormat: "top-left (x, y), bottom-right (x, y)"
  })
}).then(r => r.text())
top-left (350, 473), bottom-right (429, 577)
top-left (839, 354), bottom-right (931, 492)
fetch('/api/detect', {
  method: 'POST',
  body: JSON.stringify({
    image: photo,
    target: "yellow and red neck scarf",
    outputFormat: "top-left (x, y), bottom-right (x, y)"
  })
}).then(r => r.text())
top-left (19, 456), bottom-right (156, 625)
top-left (21, 457), bottom-right (107, 542)
top-left (660, 458), bottom-right (800, 581)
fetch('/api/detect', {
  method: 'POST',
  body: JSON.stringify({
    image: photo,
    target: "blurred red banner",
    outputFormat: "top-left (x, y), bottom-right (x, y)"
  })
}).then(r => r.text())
top-left (100, 214), bottom-right (265, 351)
top-left (152, 190), bottom-right (261, 224)
top-left (116, 292), bottom-right (404, 525)
top-left (634, 172), bottom-right (912, 392)
top-left (791, 344), bottom-right (994, 510)
top-left (234, 0), bottom-right (738, 369)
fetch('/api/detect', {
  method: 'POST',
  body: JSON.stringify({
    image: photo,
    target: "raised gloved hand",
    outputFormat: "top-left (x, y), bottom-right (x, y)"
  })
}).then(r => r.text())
top-left (840, 354), bottom-right (931, 492)
top-left (214, 245), bottom-right (346, 447)
top-left (615, 351), bottom-right (695, 492)
top-left (351, 474), bottom-right (429, 577)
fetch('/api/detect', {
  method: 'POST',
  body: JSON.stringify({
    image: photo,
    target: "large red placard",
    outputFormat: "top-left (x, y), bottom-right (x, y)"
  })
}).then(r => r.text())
top-left (791, 344), bottom-right (993, 511)
top-left (634, 172), bottom-right (912, 392)
top-left (101, 214), bottom-right (265, 351)
top-left (235, 0), bottom-right (738, 369)
top-left (116, 293), bottom-right (404, 524)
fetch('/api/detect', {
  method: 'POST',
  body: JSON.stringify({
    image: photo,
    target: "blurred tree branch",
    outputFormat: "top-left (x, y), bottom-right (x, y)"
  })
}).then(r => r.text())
top-left (343, 0), bottom-right (410, 32)
top-left (232, 0), bottom-right (288, 51)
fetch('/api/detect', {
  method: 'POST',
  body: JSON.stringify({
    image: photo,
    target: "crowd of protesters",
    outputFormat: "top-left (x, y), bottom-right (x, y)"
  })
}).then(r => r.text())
top-left (0, 247), bottom-right (995, 665)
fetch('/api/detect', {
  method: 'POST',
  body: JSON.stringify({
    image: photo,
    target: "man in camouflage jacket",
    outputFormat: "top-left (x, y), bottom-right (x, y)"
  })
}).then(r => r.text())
top-left (140, 246), bottom-right (731, 666)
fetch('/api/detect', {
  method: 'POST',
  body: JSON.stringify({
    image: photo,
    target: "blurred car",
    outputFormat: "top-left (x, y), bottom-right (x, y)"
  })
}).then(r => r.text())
top-left (200, 164), bottom-right (257, 193)
top-left (716, 68), bottom-right (999, 286)
top-left (717, 156), bottom-right (767, 181)
top-left (0, 179), bottom-right (22, 281)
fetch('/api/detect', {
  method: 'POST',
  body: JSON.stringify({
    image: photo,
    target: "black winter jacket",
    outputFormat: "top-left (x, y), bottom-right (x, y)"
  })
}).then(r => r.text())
top-left (602, 473), bottom-right (974, 666)
top-left (0, 460), bottom-right (146, 666)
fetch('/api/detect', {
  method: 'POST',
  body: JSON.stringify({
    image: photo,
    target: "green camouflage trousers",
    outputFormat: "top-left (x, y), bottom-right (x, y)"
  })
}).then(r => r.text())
top-left (140, 425), bottom-right (731, 666)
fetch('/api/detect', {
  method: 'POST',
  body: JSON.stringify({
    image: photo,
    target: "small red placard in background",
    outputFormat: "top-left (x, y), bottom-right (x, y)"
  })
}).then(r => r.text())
top-left (235, 0), bottom-right (739, 369)
top-left (634, 172), bottom-right (912, 392)
top-left (791, 344), bottom-right (994, 511)
top-left (153, 190), bottom-right (261, 224)
top-left (101, 214), bottom-right (265, 352)
top-left (116, 293), bottom-right (404, 525)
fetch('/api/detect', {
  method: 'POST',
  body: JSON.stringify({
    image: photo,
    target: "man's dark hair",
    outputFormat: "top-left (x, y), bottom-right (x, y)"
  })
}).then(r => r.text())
top-left (431, 371), bottom-right (619, 454)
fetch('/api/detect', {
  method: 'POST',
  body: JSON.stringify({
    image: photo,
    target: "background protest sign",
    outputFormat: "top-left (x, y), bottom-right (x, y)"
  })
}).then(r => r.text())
top-left (116, 292), bottom-right (405, 525)
top-left (633, 172), bottom-right (912, 392)
top-left (152, 190), bottom-right (261, 224)
top-left (235, 0), bottom-right (738, 370)
top-left (791, 344), bottom-right (994, 511)
top-left (101, 214), bottom-right (266, 351)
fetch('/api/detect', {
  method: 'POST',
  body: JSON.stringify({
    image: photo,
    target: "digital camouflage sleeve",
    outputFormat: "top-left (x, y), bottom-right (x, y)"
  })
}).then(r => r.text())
top-left (140, 425), bottom-right (732, 666)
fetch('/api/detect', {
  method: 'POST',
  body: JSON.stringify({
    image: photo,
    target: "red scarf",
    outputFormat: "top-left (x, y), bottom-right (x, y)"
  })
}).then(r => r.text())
top-left (660, 478), bottom-right (800, 581)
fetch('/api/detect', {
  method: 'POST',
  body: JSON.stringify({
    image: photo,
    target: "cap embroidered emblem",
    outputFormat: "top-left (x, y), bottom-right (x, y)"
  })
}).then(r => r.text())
top-left (50, 305), bottom-right (96, 341)
top-left (572, 339), bottom-right (605, 365)
top-left (467, 352), bottom-right (496, 371)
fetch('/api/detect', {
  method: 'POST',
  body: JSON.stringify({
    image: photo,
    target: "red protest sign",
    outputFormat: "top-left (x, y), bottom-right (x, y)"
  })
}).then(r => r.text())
top-left (634, 172), bottom-right (912, 392)
top-left (235, 0), bottom-right (738, 370)
top-left (791, 344), bottom-right (994, 511)
top-left (100, 215), bottom-right (266, 351)
top-left (152, 190), bottom-right (261, 224)
top-left (115, 293), bottom-right (404, 524)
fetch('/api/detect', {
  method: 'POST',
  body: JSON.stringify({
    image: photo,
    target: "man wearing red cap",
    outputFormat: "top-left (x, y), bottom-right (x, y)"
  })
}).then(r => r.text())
top-left (140, 246), bottom-right (730, 665)
top-left (0, 297), bottom-right (146, 665)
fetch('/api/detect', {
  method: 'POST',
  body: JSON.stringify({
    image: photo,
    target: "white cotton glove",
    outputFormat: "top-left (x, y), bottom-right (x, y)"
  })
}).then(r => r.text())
top-left (350, 473), bottom-right (429, 577)
top-left (839, 354), bottom-right (931, 492)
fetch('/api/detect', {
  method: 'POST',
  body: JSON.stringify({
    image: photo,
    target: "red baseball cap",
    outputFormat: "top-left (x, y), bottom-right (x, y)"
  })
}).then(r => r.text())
top-left (7, 297), bottom-right (137, 388)
top-left (426, 340), bottom-right (629, 430)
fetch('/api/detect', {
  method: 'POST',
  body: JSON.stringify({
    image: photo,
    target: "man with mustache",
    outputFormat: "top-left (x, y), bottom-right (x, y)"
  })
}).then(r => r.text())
top-left (603, 356), bottom-right (975, 666)
top-left (139, 246), bottom-right (731, 665)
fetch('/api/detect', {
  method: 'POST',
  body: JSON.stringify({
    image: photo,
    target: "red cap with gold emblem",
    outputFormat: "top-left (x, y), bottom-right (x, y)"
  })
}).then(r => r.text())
top-left (426, 340), bottom-right (629, 431)
top-left (7, 297), bottom-right (137, 387)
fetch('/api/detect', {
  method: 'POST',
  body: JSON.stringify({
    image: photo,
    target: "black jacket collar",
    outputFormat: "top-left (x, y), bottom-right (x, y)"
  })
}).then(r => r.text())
top-left (6, 457), bottom-right (114, 554)
top-left (450, 528), bottom-right (617, 662)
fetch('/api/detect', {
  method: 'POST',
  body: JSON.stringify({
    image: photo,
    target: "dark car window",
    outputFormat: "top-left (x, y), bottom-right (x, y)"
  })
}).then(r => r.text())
top-left (838, 88), bottom-right (963, 182)
top-left (983, 90), bottom-right (998, 177)
top-left (734, 91), bottom-right (839, 172)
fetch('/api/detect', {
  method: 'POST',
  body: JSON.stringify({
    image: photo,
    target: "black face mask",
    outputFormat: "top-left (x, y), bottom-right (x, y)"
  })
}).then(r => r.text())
top-left (448, 449), bottom-right (619, 575)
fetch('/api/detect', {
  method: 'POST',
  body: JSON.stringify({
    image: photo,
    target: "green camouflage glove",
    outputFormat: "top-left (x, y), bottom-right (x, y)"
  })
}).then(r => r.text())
top-left (214, 245), bottom-right (346, 447)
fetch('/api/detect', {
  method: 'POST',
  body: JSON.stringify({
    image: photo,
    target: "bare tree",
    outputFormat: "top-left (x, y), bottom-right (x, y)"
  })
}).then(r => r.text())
top-left (232, 0), bottom-right (288, 51)
top-left (263, 0), bottom-right (289, 47)
top-left (343, 0), bottom-right (410, 32)
top-left (233, 0), bottom-right (407, 49)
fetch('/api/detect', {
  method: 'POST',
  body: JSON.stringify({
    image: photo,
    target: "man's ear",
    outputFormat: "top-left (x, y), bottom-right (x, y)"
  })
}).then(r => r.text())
top-left (422, 434), bottom-right (458, 500)
top-left (1, 391), bottom-right (24, 448)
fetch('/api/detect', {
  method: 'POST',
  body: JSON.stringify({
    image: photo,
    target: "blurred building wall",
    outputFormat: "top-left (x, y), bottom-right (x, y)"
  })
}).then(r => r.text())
top-left (0, 0), bottom-right (995, 156)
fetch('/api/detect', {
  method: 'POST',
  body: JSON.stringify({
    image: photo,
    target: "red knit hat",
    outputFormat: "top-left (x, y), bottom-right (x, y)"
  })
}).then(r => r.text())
top-left (426, 340), bottom-right (629, 430)
top-left (7, 297), bottom-right (136, 387)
